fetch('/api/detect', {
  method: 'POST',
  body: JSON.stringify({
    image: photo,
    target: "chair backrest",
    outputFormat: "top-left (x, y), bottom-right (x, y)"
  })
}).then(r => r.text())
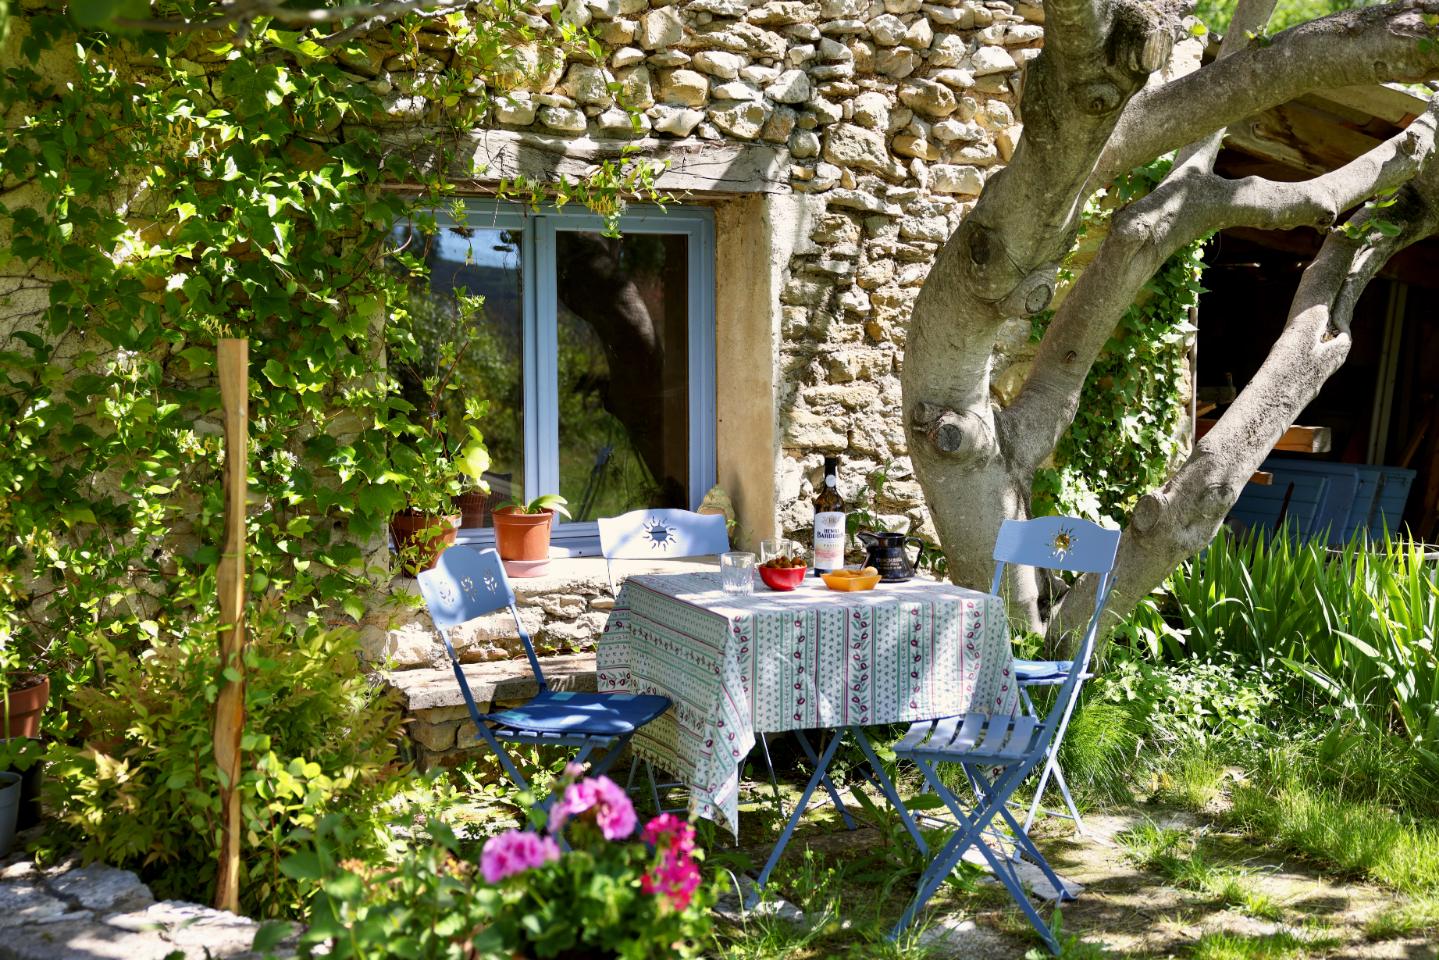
top-left (417, 545), bottom-right (547, 691)
top-left (989, 516), bottom-right (1122, 747)
top-left (597, 508), bottom-right (729, 593)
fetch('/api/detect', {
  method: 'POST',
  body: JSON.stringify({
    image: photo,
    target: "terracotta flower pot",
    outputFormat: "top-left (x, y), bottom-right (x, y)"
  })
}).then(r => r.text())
top-left (390, 511), bottom-right (460, 574)
top-left (492, 507), bottom-right (554, 563)
top-left (453, 491), bottom-right (491, 529)
top-left (3, 674), bottom-right (48, 740)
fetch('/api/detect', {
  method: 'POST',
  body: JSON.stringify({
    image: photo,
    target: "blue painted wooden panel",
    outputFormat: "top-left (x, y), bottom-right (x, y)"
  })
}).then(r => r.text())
top-left (1370, 466), bottom-right (1416, 536)
top-left (1230, 473), bottom-right (1329, 537)
top-left (1260, 460), bottom-right (1359, 545)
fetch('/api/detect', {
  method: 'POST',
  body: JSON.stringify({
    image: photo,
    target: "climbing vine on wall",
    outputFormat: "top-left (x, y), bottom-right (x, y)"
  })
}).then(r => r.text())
top-left (1029, 158), bottom-right (1210, 525)
top-left (0, 4), bottom-right (656, 914)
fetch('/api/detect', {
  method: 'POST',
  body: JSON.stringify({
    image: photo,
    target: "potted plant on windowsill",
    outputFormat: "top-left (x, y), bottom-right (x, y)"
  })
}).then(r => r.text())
top-left (493, 493), bottom-right (571, 578)
top-left (1, 635), bottom-right (49, 741)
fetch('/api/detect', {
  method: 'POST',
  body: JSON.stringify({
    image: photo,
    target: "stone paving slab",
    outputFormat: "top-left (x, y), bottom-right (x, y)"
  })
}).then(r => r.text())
top-left (0, 856), bottom-right (296, 960)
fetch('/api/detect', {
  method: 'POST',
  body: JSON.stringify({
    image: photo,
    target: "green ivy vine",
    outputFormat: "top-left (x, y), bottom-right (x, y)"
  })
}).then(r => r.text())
top-left (0, 3), bottom-right (657, 915)
top-left (1030, 158), bottom-right (1210, 526)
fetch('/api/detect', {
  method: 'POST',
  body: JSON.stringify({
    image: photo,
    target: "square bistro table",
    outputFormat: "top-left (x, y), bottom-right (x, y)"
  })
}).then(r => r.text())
top-left (596, 571), bottom-right (1018, 843)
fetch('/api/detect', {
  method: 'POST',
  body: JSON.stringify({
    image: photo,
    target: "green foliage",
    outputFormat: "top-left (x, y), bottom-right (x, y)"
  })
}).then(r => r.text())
top-left (39, 604), bottom-right (403, 917)
top-left (286, 810), bottom-right (714, 959)
top-left (1031, 159), bottom-right (1206, 525)
top-left (499, 491), bottom-right (573, 519)
top-left (1193, 0), bottom-right (1384, 35)
top-left (844, 461), bottom-right (948, 578)
top-left (0, 4), bottom-right (657, 914)
top-left (1093, 655), bottom-right (1280, 751)
top-left (1167, 528), bottom-right (1439, 776)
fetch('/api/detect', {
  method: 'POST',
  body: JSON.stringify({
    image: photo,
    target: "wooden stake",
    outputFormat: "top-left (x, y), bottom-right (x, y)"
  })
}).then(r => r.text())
top-left (214, 338), bottom-right (248, 914)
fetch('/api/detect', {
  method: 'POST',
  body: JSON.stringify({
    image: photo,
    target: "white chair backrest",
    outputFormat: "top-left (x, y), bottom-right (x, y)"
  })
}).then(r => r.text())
top-left (597, 508), bottom-right (730, 594)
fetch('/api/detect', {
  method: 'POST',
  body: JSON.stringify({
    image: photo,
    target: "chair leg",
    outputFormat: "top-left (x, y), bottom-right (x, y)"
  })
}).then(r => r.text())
top-left (757, 733), bottom-right (784, 816)
top-left (757, 730), bottom-right (845, 888)
top-left (1051, 760), bottom-right (1087, 835)
top-left (793, 730), bottom-right (856, 830)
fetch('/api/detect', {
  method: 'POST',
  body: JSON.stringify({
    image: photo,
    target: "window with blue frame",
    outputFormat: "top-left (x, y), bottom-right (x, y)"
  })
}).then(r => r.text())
top-left (391, 203), bottom-right (716, 554)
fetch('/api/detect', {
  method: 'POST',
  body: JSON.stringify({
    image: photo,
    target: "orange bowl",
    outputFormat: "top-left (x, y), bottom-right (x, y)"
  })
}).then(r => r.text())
top-left (821, 570), bottom-right (882, 592)
top-left (758, 564), bottom-right (807, 591)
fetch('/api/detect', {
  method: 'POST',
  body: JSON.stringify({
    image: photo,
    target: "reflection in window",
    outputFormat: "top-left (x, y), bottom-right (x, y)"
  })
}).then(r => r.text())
top-left (555, 232), bottom-right (690, 521)
top-left (391, 223), bottom-right (524, 525)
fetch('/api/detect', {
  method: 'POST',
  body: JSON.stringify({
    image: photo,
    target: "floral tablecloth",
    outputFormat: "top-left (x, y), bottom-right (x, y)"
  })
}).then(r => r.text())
top-left (596, 572), bottom-right (1017, 836)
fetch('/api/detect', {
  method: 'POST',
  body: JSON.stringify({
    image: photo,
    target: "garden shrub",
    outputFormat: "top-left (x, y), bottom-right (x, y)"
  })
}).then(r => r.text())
top-left (1092, 655), bottom-right (1280, 750)
top-left (41, 601), bottom-right (403, 918)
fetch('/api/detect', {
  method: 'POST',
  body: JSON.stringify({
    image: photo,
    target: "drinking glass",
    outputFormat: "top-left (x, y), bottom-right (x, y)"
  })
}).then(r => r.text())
top-left (760, 539), bottom-right (802, 566)
top-left (720, 551), bottom-right (755, 595)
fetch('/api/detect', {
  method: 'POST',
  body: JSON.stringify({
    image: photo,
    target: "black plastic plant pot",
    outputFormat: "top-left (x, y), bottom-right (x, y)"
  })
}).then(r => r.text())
top-left (0, 739), bottom-right (44, 830)
top-left (0, 771), bottom-right (20, 857)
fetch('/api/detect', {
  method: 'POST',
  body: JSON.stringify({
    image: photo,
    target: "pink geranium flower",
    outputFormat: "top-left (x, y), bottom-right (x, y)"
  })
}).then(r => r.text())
top-left (547, 775), bottom-right (637, 840)
top-left (480, 829), bottom-right (561, 884)
top-left (641, 814), bottom-right (702, 911)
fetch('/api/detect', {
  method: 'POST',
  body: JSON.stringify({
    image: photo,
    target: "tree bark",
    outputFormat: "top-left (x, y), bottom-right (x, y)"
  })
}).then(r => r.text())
top-left (905, 0), bottom-right (1439, 647)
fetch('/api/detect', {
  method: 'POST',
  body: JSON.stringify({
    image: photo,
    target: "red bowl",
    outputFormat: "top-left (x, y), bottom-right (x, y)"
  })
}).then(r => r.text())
top-left (758, 564), bottom-right (807, 591)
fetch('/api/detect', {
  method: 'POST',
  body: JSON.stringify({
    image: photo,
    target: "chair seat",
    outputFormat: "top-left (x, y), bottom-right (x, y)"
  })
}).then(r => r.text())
top-left (894, 712), bottom-right (1042, 765)
top-left (488, 690), bottom-right (671, 737)
top-left (1014, 658), bottom-right (1072, 682)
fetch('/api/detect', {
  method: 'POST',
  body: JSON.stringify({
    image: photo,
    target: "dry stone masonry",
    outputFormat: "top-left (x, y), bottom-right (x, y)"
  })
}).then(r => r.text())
top-left (349, 0), bottom-right (1045, 756)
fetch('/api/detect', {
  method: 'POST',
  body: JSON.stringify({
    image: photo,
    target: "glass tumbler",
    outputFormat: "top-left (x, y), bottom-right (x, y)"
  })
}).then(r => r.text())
top-left (760, 538), bottom-right (801, 566)
top-left (720, 551), bottom-right (755, 595)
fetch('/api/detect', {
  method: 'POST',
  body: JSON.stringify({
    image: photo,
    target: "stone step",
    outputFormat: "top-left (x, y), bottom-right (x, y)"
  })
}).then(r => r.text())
top-left (384, 653), bottom-right (599, 766)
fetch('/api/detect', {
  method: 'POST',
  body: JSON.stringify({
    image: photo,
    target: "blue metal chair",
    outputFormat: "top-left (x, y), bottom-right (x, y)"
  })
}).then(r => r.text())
top-left (890, 516), bottom-right (1121, 954)
top-left (597, 508), bottom-right (730, 595)
top-left (416, 545), bottom-right (671, 803)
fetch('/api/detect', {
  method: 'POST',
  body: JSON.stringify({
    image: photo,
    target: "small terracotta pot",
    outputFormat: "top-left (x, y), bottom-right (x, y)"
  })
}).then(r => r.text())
top-left (3, 674), bottom-right (48, 740)
top-left (492, 507), bottom-right (554, 561)
top-left (390, 511), bottom-right (460, 574)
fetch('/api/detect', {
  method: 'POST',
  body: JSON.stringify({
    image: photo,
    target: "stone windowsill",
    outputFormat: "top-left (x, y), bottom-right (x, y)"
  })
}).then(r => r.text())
top-left (388, 554), bottom-right (720, 603)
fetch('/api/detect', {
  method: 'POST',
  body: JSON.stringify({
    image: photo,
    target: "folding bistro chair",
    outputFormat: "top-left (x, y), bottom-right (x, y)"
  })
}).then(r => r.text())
top-left (890, 516), bottom-right (1120, 954)
top-left (416, 545), bottom-right (671, 809)
top-left (596, 508), bottom-right (729, 595)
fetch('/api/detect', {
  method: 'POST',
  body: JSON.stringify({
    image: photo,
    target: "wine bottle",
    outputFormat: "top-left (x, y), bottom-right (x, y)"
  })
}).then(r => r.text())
top-left (812, 457), bottom-right (847, 575)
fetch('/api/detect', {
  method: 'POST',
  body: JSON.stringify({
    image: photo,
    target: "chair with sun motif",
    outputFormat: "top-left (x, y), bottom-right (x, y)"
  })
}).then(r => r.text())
top-left (596, 508), bottom-right (730, 594)
top-left (416, 545), bottom-right (671, 809)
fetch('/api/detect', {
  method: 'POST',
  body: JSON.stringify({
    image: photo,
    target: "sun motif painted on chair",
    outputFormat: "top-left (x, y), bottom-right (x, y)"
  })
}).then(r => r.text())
top-left (1050, 526), bottom-right (1077, 560)
top-left (642, 517), bottom-right (678, 551)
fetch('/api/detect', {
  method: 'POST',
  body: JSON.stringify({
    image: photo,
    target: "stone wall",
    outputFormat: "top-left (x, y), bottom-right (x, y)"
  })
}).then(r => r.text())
top-left (361, 0), bottom-right (1045, 548)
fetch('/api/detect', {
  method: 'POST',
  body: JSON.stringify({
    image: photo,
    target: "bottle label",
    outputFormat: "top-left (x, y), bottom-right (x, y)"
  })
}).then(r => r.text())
top-left (814, 511), bottom-right (846, 572)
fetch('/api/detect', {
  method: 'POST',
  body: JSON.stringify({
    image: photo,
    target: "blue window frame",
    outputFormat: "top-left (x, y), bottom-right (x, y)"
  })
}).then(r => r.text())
top-left (405, 201), bottom-right (716, 556)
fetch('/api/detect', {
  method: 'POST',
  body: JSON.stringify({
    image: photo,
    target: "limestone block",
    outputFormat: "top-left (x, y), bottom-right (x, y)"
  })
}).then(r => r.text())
top-left (617, 65), bottom-right (655, 108)
top-left (820, 18), bottom-right (869, 34)
top-left (851, 91), bottom-right (890, 130)
top-left (742, 64), bottom-right (781, 84)
top-left (560, 63), bottom-right (613, 105)
top-left (408, 718), bottom-right (462, 751)
top-left (819, 0), bottom-right (868, 16)
top-left (991, 359), bottom-right (1032, 406)
top-left (818, 36), bottom-right (853, 60)
top-left (748, 1), bottom-right (820, 24)
top-left (789, 128), bottom-right (821, 158)
top-left (929, 32), bottom-right (968, 66)
top-left (713, 79), bottom-right (762, 101)
top-left (933, 67), bottom-right (976, 89)
top-left (809, 97), bottom-right (844, 125)
top-left (562, 0), bottom-right (593, 26)
top-left (1005, 23), bottom-right (1044, 44)
top-left (584, 0), bottom-right (621, 16)
top-left (494, 92), bottom-right (538, 125)
top-left (640, 8), bottom-right (685, 48)
top-left (650, 50), bottom-right (693, 67)
top-left (900, 215), bottom-right (949, 242)
top-left (868, 13), bottom-right (906, 45)
top-left (903, 17), bottom-right (933, 47)
top-left (929, 163), bottom-right (983, 194)
top-left (827, 187), bottom-right (902, 216)
top-left (784, 410), bottom-right (849, 450)
top-left (809, 62), bottom-right (856, 81)
top-left (996, 123), bottom-right (1022, 161)
top-left (652, 106), bottom-right (705, 135)
top-left (971, 44), bottom-right (1017, 75)
top-left (612, 45), bottom-right (646, 68)
top-left (873, 46), bottom-right (920, 77)
top-left (857, 259), bottom-right (895, 289)
top-left (822, 123), bottom-right (893, 175)
top-left (885, 0), bottom-right (923, 10)
top-left (762, 106), bottom-right (799, 142)
top-left (898, 78), bottom-right (957, 117)
top-left (659, 68), bottom-right (709, 106)
top-left (710, 100), bottom-right (772, 139)
top-left (50, 865), bottom-right (153, 914)
top-left (954, 140), bottom-right (999, 165)
top-left (925, 3), bottom-right (966, 25)
top-left (788, 43), bottom-right (817, 64)
top-left (693, 50), bottom-right (747, 78)
top-left (982, 98), bottom-right (1014, 129)
top-left (689, 0), bottom-right (749, 13)
top-left (766, 68), bottom-right (812, 104)
top-left (892, 133), bottom-right (939, 161)
top-left (536, 593), bottom-right (588, 618)
top-left (931, 117), bottom-right (982, 142)
top-left (539, 105), bottom-right (589, 132)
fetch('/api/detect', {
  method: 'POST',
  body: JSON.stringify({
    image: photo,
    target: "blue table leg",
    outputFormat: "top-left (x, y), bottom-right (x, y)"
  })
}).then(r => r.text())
top-left (757, 730), bottom-right (845, 888)
top-left (793, 730), bottom-right (856, 830)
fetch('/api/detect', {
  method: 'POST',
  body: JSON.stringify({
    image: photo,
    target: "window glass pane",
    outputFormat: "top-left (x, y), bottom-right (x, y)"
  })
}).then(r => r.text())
top-left (392, 222), bottom-right (524, 526)
top-left (554, 231), bottom-right (690, 521)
